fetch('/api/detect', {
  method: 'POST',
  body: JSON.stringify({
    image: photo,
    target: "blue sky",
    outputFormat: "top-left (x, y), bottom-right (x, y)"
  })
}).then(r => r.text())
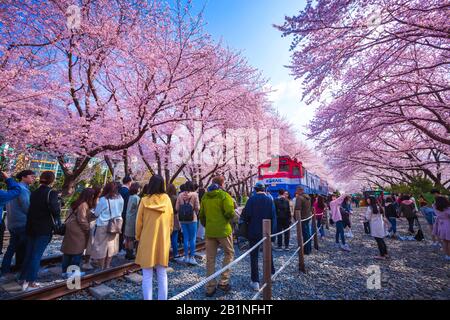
top-left (194, 0), bottom-right (315, 143)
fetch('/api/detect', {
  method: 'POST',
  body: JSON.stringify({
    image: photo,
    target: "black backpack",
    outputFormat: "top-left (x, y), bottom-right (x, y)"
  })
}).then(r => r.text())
top-left (275, 198), bottom-right (290, 219)
top-left (179, 199), bottom-right (194, 222)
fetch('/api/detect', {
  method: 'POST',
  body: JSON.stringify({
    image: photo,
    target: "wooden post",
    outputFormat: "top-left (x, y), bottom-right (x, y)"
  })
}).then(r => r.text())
top-left (262, 219), bottom-right (272, 300)
top-left (312, 214), bottom-right (319, 251)
top-left (295, 210), bottom-right (306, 273)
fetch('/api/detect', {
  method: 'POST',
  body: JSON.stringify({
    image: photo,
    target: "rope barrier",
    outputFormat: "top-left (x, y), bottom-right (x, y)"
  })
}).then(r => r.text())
top-left (170, 237), bottom-right (267, 300)
top-left (253, 222), bottom-right (324, 300)
top-left (300, 215), bottom-right (313, 222)
top-left (251, 283), bottom-right (268, 300)
top-left (172, 214), bottom-right (326, 301)
top-left (271, 246), bottom-right (301, 281)
top-left (270, 220), bottom-right (299, 238)
top-left (303, 233), bottom-right (316, 246)
top-left (253, 245), bottom-right (303, 300)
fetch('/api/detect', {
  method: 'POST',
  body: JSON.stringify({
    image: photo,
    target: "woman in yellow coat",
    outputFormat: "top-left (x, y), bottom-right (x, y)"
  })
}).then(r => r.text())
top-left (135, 175), bottom-right (173, 300)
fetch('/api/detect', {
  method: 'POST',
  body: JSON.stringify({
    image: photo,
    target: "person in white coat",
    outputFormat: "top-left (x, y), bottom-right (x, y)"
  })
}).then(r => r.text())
top-left (365, 196), bottom-right (389, 260)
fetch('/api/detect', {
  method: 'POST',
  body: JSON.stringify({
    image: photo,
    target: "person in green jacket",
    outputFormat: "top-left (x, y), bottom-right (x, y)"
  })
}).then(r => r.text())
top-left (199, 175), bottom-right (235, 297)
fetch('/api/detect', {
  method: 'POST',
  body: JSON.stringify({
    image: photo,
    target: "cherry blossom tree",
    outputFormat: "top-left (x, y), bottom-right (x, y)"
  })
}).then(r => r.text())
top-left (277, 0), bottom-right (449, 190)
top-left (0, 0), bottom-right (255, 195)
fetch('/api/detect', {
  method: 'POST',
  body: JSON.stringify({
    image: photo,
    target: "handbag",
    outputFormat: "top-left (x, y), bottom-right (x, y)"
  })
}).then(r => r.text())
top-left (46, 189), bottom-right (65, 236)
top-left (106, 199), bottom-right (123, 234)
top-left (414, 217), bottom-right (425, 241)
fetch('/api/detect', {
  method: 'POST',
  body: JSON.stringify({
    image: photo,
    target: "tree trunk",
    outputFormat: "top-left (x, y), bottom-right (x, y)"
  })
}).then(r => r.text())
top-left (61, 175), bottom-right (77, 197)
top-left (138, 144), bottom-right (155, 175)
top-left (123, 149), bottom-right (131, 176)
top-left (104, 155), bottom-right (115, 177)
top-left (58, 156), bottom-right (91, 197)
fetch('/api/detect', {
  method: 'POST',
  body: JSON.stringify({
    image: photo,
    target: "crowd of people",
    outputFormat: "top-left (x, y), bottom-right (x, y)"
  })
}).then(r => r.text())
top-left (0, 168), bottom-right (449, 300)
top-left (0, 170), bottom-right (239, 299)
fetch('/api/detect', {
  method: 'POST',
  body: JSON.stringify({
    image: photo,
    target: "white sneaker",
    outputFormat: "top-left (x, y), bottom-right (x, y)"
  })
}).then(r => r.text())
top-left (182, 256), bottom-right (189, 264)
top-left (250, 282), bottom-right (260, 291)
top-left (21, 281), bottom-right (29, 292)
top-left (340, 244), bottom-right (351, 252)
top-left (188, 257), bottom-right (199, 266)
top-left (445, 255), bottom-right (450, 261)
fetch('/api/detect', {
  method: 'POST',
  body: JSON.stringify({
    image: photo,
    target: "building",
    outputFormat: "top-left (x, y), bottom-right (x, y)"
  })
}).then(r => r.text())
top-left (29, 152), bottom-right (64, 178)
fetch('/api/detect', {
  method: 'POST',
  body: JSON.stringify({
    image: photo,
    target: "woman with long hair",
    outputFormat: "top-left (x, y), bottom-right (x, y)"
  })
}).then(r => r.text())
top-left (82, 186), bottom-right (102, 270)
top-left (60, 188), bottom-right (97, 277)
top-left (175, 181), bottom-right (200, 265)
top-left (365, 196), bottom-right (389, 260)
top-left (330, 193), bottom-right (350, 251)
top-left (135, 175), bottom-right (173, 300)
top-left (91, 182), bottom-right (124, 270)
top-left (313, 195), bottom-right (326, 238)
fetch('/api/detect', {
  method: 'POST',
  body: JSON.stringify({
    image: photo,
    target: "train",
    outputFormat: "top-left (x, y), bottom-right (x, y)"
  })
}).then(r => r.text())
top-left (257, 156), bottom-right (330, 198)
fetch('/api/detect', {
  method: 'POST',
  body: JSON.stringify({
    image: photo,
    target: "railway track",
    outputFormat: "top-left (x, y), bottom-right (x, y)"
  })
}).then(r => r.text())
top-left (8, 241), bottom-right (206, 300)
top-left (10, 254), bottom-right (63, 273)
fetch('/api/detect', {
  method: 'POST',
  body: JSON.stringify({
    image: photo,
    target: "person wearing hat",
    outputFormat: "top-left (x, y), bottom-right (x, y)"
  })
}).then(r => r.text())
top-left (240, 181), bottom-right (277, 292)
top-left (1, 170), bottom-right (35, 275)
top-left (199, 175), bottom-right (235, 297)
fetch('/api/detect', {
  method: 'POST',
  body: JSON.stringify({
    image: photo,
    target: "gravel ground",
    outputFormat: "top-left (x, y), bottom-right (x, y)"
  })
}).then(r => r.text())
top-left (0, 245), bottom-right (129, 299)
top-left (60, 207), bottom-right (449, 300)
top-left (0, 236), bottom-right (63, 265)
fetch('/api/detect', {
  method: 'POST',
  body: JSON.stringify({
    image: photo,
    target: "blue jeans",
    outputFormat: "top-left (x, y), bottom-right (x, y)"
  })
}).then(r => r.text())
top-left (316, 216), bottom-right (325, 237)
top-left (249, 238), bottom-right (275, 283)
top-left (62, 254), bottom-right (83, 273)
top-left (388, 217), bottom-right (397, 234)
top-left (302, 220), bottom-right (312, 255)
top-left (181, 222), bottom-right (197, 257)
top-left (1, 227), bottom-right (27, 274)
top-left (335, 221), bottom-right (346, 245)
top-left (19, 234), bottom-right (52, 282)
top-left (171, 230), bottom-right (179, 257)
